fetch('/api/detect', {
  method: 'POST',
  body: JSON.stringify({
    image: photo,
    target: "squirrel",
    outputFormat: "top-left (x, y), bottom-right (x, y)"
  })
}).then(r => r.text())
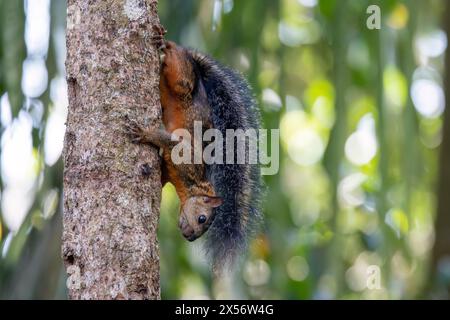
top-left (127, 25), bottom-right (263, 270)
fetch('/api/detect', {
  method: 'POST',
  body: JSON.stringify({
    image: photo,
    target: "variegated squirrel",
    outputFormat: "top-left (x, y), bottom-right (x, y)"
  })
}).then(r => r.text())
top-left (127, 25), bottom-right (263, 271)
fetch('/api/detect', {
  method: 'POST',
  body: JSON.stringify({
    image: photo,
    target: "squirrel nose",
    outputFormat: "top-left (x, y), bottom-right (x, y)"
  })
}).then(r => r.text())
top-left (179, 216), bottom-right (197, 241)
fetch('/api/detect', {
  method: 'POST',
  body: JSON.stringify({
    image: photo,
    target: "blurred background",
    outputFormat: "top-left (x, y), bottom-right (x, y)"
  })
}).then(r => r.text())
top-left (0, 0), bottom-right (449, 299)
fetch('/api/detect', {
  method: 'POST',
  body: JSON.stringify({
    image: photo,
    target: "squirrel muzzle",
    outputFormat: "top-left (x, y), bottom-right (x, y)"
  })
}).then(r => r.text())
top-left (178, 196), bottom-right (223, 241)
top-left (178, 215), bottom-right (199, 242)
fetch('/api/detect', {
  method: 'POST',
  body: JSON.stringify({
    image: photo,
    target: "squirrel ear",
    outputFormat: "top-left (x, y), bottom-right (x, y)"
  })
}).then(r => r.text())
top-left (203, 196), bottom-right (223, 208)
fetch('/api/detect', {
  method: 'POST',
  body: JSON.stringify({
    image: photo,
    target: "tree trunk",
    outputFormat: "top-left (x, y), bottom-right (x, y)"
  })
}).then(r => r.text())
top-left (430, 1), bottom-right (450, 298)
top-left (62, 0), bottom-right (162, 299)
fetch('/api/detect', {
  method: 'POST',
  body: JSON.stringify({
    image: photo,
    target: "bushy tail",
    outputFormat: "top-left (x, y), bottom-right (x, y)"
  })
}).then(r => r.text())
top-left (189, 50), bottom-right (263, 271)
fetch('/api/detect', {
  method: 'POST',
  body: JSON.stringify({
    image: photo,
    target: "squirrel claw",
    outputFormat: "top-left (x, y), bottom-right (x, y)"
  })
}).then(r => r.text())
top-left (124, 121), bottom-right (145, 143)
top-left (153, 24), bottom-right (167, 36)
top-left (152, 24), bottom-right (167, 50)
top-left (151, 36), bottom-right (166, 50)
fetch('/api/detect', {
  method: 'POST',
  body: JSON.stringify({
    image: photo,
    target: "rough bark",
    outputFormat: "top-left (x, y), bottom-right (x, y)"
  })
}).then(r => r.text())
top-left (430, 1), bottom-right (450, 298)
top-left (63, 0), bottom-right (162, 299)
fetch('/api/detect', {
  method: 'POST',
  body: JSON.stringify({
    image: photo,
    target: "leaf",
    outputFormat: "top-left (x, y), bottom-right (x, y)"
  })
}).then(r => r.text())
top-left (1, 0), bottom-right (26, 117)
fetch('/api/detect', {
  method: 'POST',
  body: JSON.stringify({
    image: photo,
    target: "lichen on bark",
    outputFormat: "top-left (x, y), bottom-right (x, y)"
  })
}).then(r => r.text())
top-left (63, 0), bottom-right (162, 299)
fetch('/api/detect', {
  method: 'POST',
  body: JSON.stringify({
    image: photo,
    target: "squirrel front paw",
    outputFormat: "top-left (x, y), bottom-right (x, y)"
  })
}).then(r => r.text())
top-left (125, 120), bottom-right (173, 148)
top-left (125, 120), bottom-right (149, 144)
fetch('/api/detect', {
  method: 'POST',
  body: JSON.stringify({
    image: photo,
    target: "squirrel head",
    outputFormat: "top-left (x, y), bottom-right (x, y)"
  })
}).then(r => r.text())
top-left (178, 195), bottom-right (223, 241)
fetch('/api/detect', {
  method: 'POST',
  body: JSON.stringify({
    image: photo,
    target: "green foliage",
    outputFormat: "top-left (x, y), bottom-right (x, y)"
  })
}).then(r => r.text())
top-left (0, 0), bottom-right (26, 116)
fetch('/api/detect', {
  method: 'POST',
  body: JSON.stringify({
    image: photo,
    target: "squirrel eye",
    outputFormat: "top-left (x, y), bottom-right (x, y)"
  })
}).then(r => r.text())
top-left (198, 215), bottom-right (207, 224)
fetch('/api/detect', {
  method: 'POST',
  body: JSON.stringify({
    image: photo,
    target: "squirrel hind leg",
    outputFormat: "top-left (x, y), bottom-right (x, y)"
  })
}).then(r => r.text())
top-left (160, 43), bottom-right (195, 98)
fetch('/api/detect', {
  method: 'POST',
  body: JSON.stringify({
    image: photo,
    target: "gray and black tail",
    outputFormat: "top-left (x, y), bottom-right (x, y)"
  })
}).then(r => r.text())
top-left (188, 49), bottom-right (263, 271)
